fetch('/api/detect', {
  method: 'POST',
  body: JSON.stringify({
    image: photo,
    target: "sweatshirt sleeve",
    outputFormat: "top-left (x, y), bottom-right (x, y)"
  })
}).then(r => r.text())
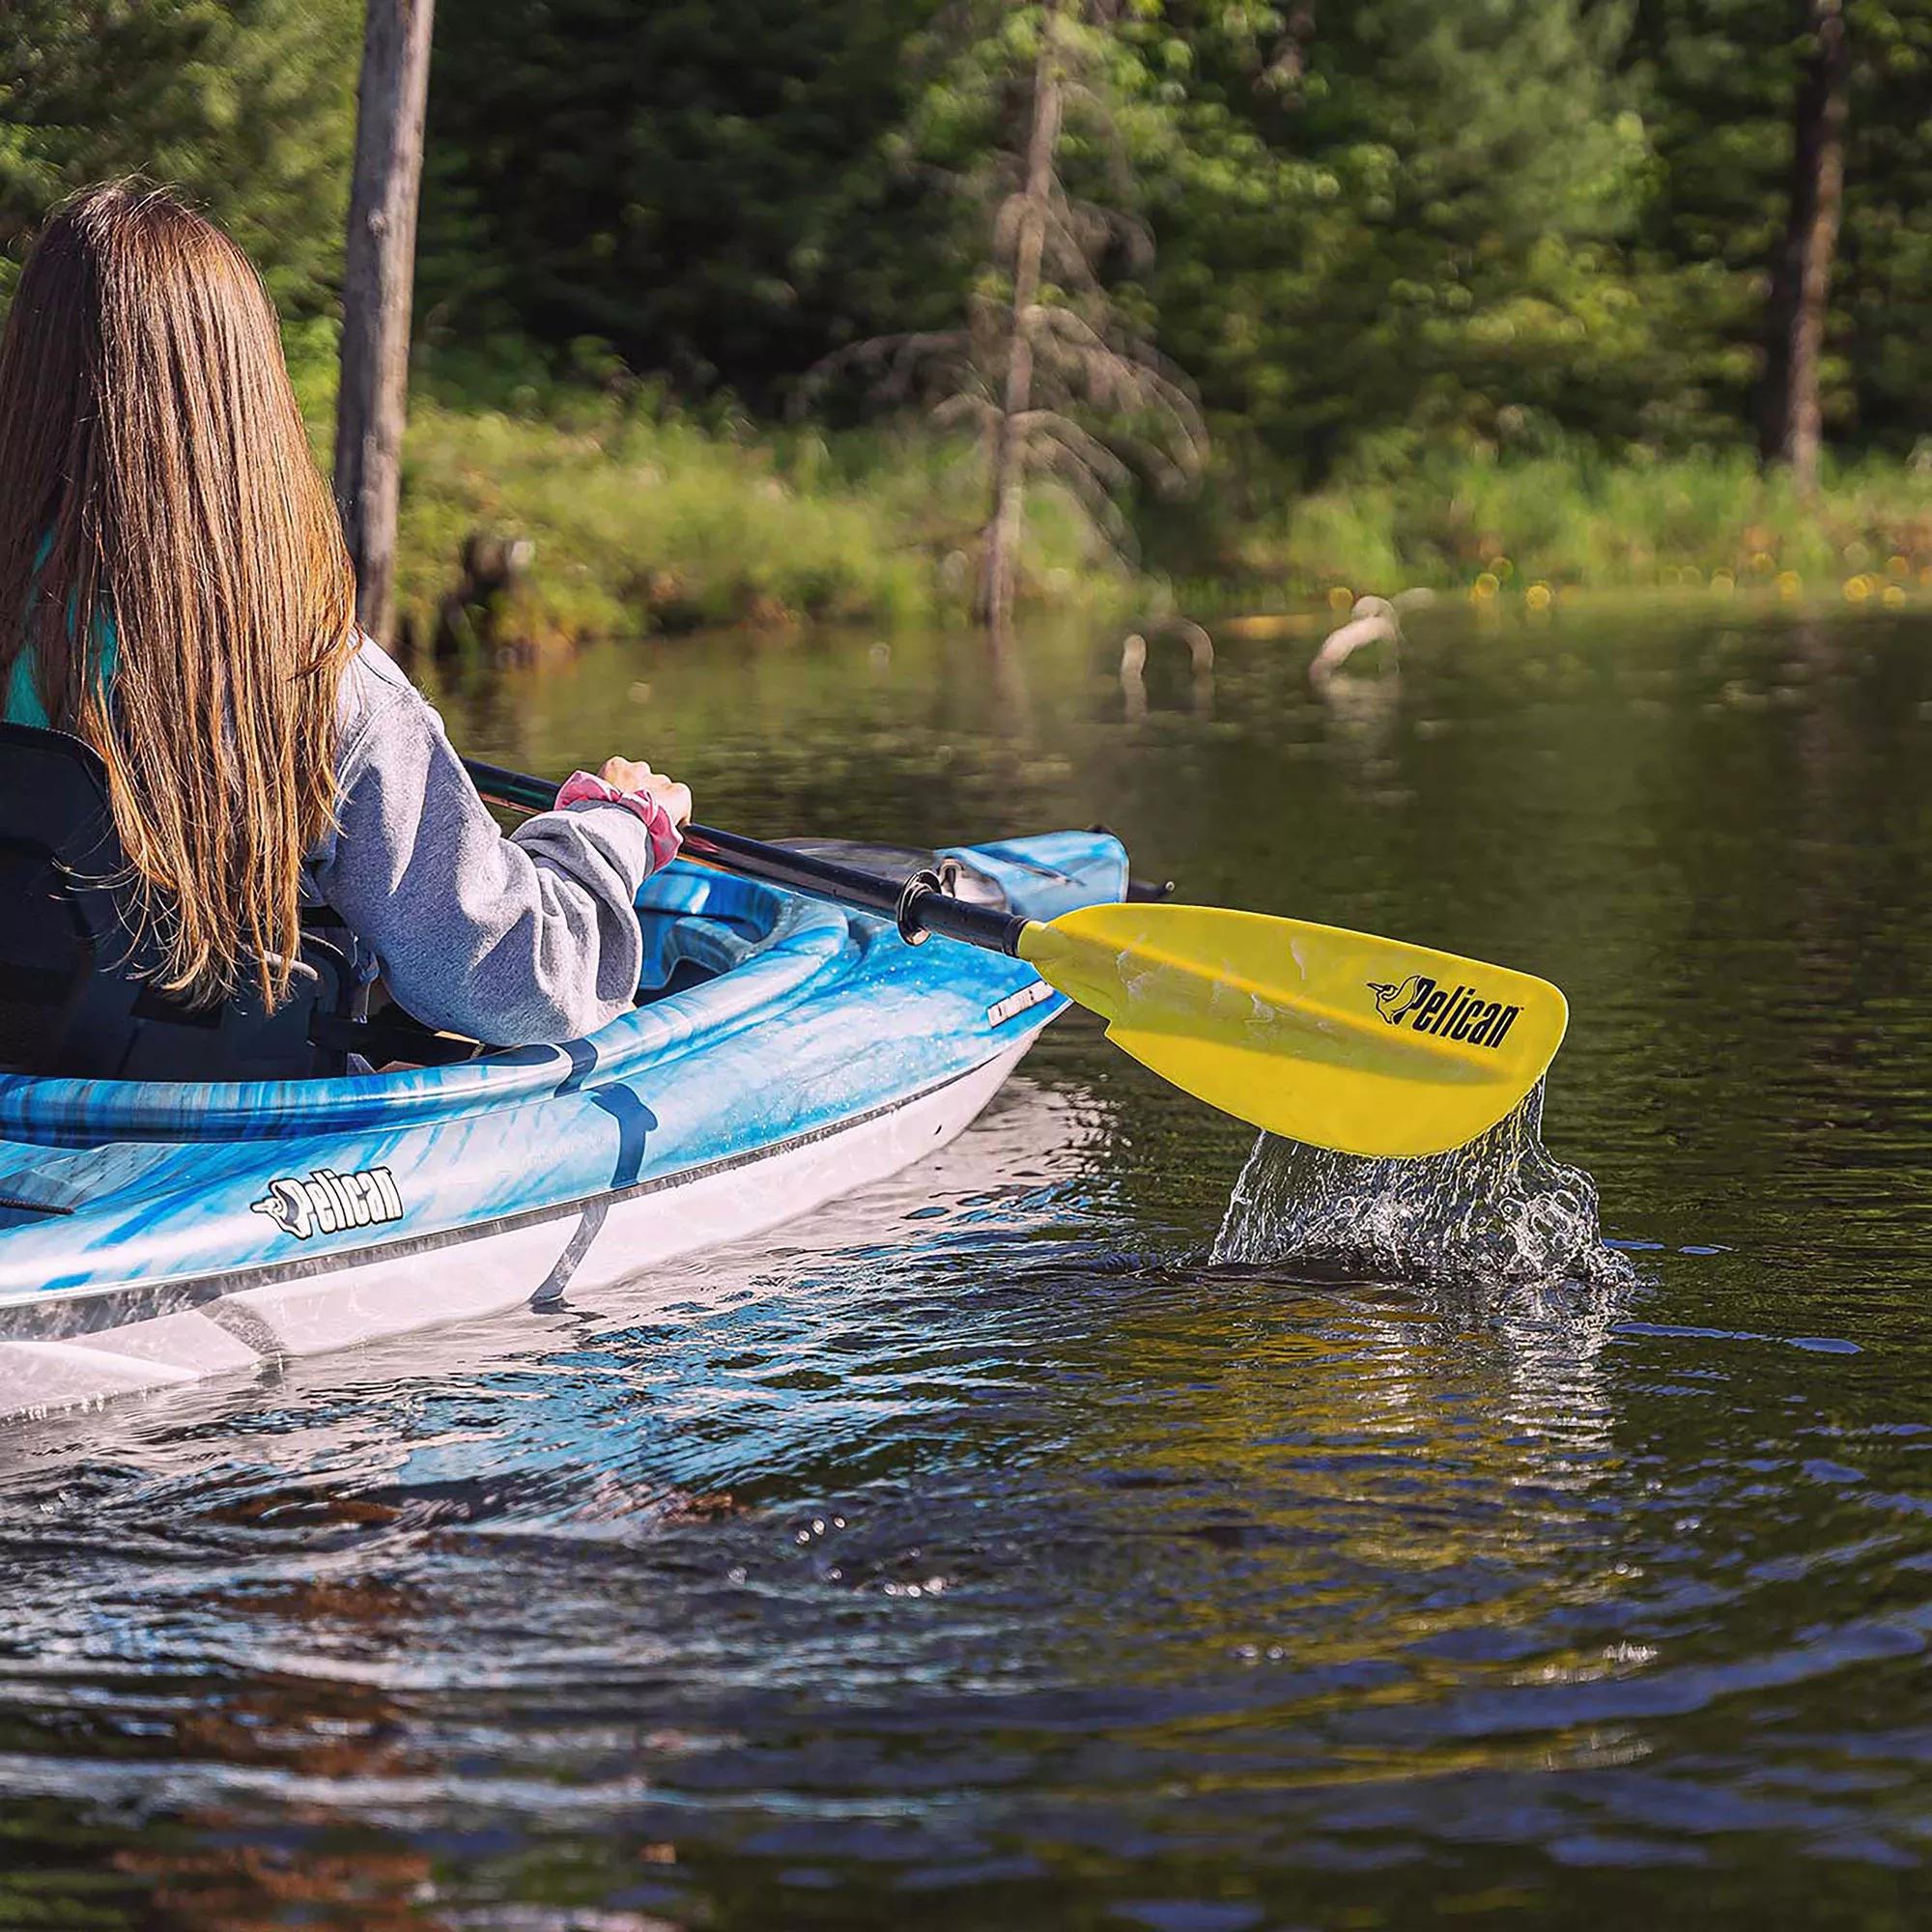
top-left (311, 658), bottom-right (653, 1044)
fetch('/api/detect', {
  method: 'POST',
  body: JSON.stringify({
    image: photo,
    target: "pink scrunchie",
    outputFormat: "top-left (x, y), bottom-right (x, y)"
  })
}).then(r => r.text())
top-left (554, 770), bottom-right (685, 873)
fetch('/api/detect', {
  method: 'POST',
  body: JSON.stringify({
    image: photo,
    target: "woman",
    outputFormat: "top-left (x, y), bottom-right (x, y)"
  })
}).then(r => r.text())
top-left (0, 182), bottom-right (689, 1050)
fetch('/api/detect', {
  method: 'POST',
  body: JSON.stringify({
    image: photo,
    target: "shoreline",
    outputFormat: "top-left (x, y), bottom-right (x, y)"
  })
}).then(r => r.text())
top-left (375, 393), bottom-right (1932, 648)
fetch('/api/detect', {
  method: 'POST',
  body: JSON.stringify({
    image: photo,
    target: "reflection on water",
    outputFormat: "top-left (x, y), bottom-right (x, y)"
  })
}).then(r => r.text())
top-left (3, 604), bottom-right (1932, 1926)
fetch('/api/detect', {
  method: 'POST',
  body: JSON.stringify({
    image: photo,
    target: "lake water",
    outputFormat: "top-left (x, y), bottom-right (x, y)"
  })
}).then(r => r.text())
top-left (2, 598), bottom-right (1930, 1926)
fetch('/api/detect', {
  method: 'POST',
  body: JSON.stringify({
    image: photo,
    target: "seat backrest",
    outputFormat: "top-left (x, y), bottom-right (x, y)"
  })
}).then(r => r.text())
top-left (0, 723), bottom-right (359, 1081)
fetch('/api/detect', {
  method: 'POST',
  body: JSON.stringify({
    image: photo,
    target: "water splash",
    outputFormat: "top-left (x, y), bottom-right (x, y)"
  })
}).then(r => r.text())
top-left (1211, 1084), bottom-right (1633, 1290)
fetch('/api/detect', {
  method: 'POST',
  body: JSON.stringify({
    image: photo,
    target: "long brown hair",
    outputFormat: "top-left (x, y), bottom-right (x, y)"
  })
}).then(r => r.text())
top-left (0, 182), bottom-right (357, 1009)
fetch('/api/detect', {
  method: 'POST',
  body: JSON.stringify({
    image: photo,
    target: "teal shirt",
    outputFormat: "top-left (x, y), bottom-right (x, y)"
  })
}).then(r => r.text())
top-left (4, 650), bottom-right (50, 725)
top-left (4, 538), bottom-right (116, 724)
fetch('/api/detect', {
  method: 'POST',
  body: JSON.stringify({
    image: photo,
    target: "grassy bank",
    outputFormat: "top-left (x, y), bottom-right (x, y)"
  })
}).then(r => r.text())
top-left (1195, 449), bottom-right (1932, 611)
top-left (383, 387), bottom-right (1932, 642)
top-left (391, 394), bottom-right (1120, 646)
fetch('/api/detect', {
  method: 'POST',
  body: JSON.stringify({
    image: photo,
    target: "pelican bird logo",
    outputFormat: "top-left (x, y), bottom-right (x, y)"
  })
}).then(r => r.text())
top-left (249, 1166), bottom-right (403, 1242)
top-left (250, 1177), bottom-right (314, 1239)
top-left (1369, 975), bottom-right (1429, 1025)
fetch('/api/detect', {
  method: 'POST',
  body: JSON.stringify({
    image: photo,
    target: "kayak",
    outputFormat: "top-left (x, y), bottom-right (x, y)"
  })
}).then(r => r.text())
top-left (0, 828), bottom-right (1126, 1421)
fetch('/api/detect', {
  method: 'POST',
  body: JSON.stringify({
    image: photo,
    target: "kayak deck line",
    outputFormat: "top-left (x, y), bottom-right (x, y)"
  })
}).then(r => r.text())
top-left (0, 1045), bottom-right (1053, 1345)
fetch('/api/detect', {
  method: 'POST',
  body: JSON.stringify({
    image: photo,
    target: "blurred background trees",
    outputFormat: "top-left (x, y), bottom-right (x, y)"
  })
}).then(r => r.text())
top-left (0, 0), bottom-right (356, 383)
top-left (799, 0), bottom-right (1217, 632)
top-left (2, 0), bottom-right (1929, 619)
top-left (411, 0), bottom-right (1932, 475)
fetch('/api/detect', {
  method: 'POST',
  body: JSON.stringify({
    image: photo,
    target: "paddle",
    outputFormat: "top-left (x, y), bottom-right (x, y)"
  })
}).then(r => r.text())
top-left (465, 757), bottom-right (1567, 1157)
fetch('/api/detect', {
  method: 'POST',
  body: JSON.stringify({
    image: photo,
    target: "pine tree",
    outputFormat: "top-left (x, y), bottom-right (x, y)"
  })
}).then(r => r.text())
top-left (1837, 2), bottom-right (1932, 451)
top-left (1152, 0), bottom-right (1654, 481)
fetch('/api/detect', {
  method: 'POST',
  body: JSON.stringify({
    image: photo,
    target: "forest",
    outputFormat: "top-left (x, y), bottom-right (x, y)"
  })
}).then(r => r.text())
top-left (4, 0), bottom-right (1931, 635)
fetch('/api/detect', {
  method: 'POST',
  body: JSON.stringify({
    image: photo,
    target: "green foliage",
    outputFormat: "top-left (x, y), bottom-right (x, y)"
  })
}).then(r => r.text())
top-left (1151, 0), bottom-right (1659, 480)
top-left (1839, 0), bottom-right (1932, 447)
top-left (1200, 441), bottom-right (1932, 594)
top-left (1624, 0), bottom-right (1932, 450)
top-left (394, 391), bottom-right (1127, 640)
top-left (0, 0), bottom-right (358, 323)
top-left (417, 0), bottom-right (944, 401)
top-left (4, 0), bottom-right (1931, 631)
top-left (413, 0), bottom-right (1932, 491)
top-left (392, 395), bottom-right (1932, 639)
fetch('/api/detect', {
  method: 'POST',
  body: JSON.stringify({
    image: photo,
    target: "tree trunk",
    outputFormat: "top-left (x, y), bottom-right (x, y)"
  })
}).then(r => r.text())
top-left (334, 0), bottom-right (436, 644)
top-left (977, 0), bottom-right (1064, 643)
top-left (1762, 0), bottom-right (1849, 497)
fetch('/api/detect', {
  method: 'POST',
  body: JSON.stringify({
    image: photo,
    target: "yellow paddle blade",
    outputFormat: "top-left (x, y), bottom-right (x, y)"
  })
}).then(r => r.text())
top-left (1017, 903), bottom-right (1567, 1158)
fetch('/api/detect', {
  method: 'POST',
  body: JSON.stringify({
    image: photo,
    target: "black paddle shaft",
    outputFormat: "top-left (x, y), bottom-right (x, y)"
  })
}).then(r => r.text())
top-left (464, 758), bottom-right (1031, 955)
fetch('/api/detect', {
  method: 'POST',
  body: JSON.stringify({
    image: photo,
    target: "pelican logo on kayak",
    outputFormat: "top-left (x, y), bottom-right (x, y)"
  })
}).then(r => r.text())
top-left (250, 1166), bottom-right (404, 1241)
top-left (1368, 974), bottom-right (1521, 1049)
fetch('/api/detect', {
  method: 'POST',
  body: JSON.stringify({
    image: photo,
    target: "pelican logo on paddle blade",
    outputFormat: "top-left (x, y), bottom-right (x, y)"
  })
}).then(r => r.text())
top-left (250, 1166), bottom-right (403, 1241)
top-left (1369, 975), bottom-right (1429, 1024)
top-left (1367, 974), bottom-right (1522, 1049)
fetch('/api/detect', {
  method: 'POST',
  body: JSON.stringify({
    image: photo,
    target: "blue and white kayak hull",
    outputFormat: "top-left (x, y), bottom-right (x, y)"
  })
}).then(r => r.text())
top-left (0, 830), bottom-right (1125, 1418)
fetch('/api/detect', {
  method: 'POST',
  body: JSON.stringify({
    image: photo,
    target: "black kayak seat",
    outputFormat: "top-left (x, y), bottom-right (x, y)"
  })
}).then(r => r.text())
top-left (0, 722), bottom-right (367, 1081)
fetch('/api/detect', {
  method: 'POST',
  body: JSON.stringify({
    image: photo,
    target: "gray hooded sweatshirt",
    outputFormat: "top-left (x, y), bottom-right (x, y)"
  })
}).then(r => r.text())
top-left (305, 641), bottom-right (653, 1043)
